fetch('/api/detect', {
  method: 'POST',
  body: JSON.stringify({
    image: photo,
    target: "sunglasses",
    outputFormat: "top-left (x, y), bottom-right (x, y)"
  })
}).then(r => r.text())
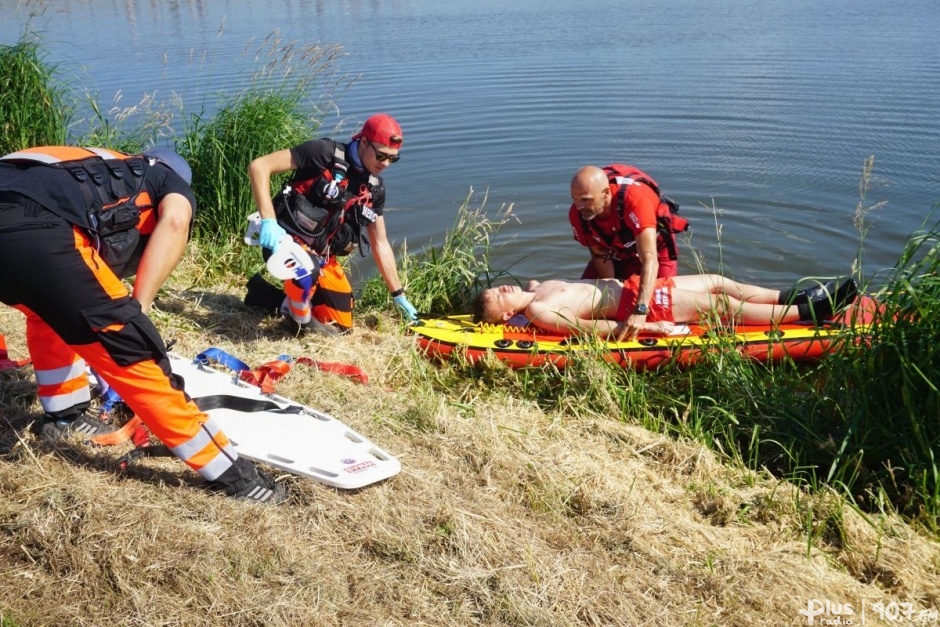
top-left (368, 140), bottom-right (401, 164)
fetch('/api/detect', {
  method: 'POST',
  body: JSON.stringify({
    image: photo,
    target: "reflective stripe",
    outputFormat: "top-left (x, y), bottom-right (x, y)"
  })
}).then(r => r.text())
top-left (0, 150), bottom-right (61, 163)
top-left (284, 279), bottom-right (313, 322)
top-left (287, 298), bottom-right (312, 323)
top-left (40, 387), bottom-right (91, 412)
top-left (197, 445), bottom-right (237, 481)
top-left (37, 373), bottom-right (88, 399)
top-left (170, 420), bottom-right (218, 460)
top-left (85, 147), bottom-right (125, 160)
top-left (0, 146), bottom-right (130, 164)
top-left (612, 176), bottom-right (640, 186)
top-left (34, 360), bottom-right (87, 386)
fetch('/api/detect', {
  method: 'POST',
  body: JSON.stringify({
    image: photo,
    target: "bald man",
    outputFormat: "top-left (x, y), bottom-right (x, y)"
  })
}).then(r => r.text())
top-left (568, 164), bottom-right (688, 339)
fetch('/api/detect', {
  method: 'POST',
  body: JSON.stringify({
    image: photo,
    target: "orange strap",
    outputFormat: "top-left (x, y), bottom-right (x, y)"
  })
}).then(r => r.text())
top-left (292, 356), bottom-right (369, 385)
top-left (197, 348), bottom-right (369, 391)
top-left (242, 356), bottom-right (369, 388)
top-left (90, 415), bottom-right (150, 447)
top-left (238, 359), bottom-right (291, 395)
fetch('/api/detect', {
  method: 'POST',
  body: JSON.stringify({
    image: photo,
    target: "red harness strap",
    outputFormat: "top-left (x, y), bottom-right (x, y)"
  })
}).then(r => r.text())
top-left (238, 359), bottom-right (291, 394)
top-left (91, 416), bottom-right (149, 447)
top-left (243, 355), bottom-right (370, 388)
top-left (292, 356), bottom-right (369, 385)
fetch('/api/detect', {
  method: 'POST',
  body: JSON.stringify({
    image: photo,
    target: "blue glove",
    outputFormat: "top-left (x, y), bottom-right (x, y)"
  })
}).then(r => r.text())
top-left (393, 294), bottom-right (418, 321)
top-left (259, 218), bottom-right (287, 251)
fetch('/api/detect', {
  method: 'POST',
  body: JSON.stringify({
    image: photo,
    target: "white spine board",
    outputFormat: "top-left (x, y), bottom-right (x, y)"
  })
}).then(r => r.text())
top-left (169, 354), bottom-right (400, 489)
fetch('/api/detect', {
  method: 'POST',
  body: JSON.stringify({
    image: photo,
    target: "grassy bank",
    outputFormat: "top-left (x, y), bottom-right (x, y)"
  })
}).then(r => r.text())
top-left (2, 253), bottom-right (939, 626)
top-left (3, 25), bottom-right (938, 533)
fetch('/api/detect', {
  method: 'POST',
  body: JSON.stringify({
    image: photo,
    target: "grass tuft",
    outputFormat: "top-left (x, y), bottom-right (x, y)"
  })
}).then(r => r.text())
top-left (0, 37), bottom-right (69, 154)
top-left (358, 189), bottom-right (518, 315)
top-left (180, 34), bottom-right (347, 244)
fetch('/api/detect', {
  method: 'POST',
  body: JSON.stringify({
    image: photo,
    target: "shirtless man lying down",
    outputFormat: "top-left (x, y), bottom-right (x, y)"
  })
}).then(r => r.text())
top-left (472, 275), bottom-right (858, 342)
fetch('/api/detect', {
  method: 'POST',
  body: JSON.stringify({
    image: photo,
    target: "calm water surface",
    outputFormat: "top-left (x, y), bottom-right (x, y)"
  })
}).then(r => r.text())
top-left (4, 0), bottom-right (938, 288)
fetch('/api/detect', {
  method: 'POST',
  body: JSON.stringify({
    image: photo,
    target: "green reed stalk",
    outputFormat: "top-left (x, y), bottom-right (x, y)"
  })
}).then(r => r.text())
top-left (181, 36), bottom-right (345, 245)
top-left (358, 189), bottom-right (517, 315)
top-left (0, 38), bottom-right (69, 154)
top-left (816, 220), bottom-right (940, 530)
top-left (181, 92), bottom-right (316, 242)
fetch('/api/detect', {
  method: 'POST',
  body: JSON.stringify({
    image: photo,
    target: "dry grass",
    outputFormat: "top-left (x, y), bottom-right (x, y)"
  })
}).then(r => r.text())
top-left (1, 255), bottom-right (938, 626)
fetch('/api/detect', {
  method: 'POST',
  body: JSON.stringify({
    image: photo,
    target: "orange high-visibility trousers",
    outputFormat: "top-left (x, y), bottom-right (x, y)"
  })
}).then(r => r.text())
top-left (0, 195), bottom-right (239, 481)
top-left (25, 312), bottom-right (92, 418)
top-left (282, 256), bottom-right (353, 331)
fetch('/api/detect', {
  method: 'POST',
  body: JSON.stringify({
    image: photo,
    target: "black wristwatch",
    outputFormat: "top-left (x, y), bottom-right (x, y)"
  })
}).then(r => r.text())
top-left (633, 303), bottom-right (650, 316)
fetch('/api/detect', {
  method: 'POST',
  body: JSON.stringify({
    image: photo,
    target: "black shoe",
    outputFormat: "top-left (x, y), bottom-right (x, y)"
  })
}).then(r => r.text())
top-left (211, 457), bottom-right (288, 504)
top-left (229, 468), bottom-right (287, 504)
top-left (781, 277), bottom-right (846, 305)
top-left (798, 278), bottom-right (859, 322)
top-left (33, 412), bottom-right (116, 444)
top-left (245, 273), bottom-right (286, 316)
top-left (797, 277), bottom-right (852, 304)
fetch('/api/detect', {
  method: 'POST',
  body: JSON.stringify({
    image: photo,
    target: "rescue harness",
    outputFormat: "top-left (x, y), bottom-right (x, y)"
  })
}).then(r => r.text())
top-left (275, 144), bottom-right (380, 259)
top-left (0, 146), bottom-right (154, 278)
top-left (578, 164), bottom-right (689, 262)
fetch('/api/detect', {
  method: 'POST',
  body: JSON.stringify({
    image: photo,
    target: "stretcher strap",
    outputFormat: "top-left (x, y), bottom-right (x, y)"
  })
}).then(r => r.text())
top-left (196, 347), bottom-right (369, 389)
top-left (287, 355), bottom-right (369, 385)
top-left (192, 394), bottom-right (304, 414)
top-left (195, 347), bottom-right (251, 374)
top-left (90, 416), bottom-right (150, 447)
top-left (240, 359), bottom-right (290, 394)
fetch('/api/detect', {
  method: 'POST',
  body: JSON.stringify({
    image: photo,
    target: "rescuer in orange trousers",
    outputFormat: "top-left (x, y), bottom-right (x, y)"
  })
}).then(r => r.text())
top-left (0, 146), bottom-right (285, 503)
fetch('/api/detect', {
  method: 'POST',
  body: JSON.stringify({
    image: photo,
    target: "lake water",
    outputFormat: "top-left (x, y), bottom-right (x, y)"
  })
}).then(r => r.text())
top-left (4, 0), bottom-right (939, 288)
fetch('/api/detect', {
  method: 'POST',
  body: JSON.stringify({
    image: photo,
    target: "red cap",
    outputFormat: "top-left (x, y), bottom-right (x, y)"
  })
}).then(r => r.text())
top-left (352, 113), bottom-right (403, 148)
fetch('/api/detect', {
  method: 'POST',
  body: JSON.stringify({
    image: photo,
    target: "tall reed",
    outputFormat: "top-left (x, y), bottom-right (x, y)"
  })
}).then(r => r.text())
top-left (0, 37), bottom-right (69, 154)
top-left (180, 34), bottom-right (347, 244)
top-left (181, 91), bottom-right (316, 242)
top-left (358, 189), bottom-right (517, 315)
top-left (813, 219), bottom-right (940, 529)
top-left (73, 91), bottom-right (181, 154)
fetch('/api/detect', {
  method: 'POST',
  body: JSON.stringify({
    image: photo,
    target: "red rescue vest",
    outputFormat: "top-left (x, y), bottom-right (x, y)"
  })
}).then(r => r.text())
top-left (575, 164), bottom-right (689, 261)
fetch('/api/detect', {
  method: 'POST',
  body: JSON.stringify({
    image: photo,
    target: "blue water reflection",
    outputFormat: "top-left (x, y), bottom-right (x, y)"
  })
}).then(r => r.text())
top-left (3, 0), bottom-right (938, 288)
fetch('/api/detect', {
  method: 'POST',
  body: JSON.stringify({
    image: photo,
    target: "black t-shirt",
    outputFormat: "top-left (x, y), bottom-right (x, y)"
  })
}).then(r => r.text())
top-left (289, 138), bottom-right (386, 215)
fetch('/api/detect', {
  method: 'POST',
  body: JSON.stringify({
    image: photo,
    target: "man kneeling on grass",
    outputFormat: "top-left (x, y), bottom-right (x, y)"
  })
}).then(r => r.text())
top-left (472, 275), bottom-right (858, 342)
